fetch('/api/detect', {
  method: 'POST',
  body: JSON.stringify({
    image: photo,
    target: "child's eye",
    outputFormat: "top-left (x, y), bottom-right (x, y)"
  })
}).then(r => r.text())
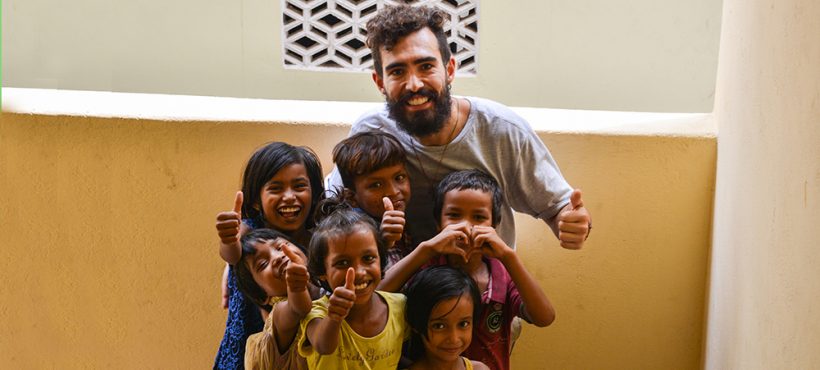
top-left (458, 320), bottom-right (471, 328)
top-left (256, 260), bottom-right (268, 272)
top-left (445, 212), bottom-right (461, 219)
top-left (395, 174), bottom-right (407, 182)
top-left (362, 255), bottom-right (377, 264)
top-left (430, 322), bottom-right (445, 330)
top-left (333, 260), bottom-right (349, 268)
top-left (367, 182), bottom-right (382, 189)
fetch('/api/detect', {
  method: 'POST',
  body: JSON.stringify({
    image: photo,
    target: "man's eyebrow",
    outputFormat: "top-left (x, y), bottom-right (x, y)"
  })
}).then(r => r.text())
top-left (384, 56), bottom-right (438, 71)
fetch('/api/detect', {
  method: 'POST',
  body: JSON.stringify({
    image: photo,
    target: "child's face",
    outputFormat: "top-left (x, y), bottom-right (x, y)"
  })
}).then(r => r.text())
top-left (246, 237), bottom-right (307, 298)
top-left (257, 162), bottom-right (312, 233)
top-left (321, 226), bottom-right (382, 306)
top-left (351, 163), bottom-right (411, 217)
top-left (423, 292), bottom-right (475, 363)
top-left (439, 188), bottom-right (493, 229)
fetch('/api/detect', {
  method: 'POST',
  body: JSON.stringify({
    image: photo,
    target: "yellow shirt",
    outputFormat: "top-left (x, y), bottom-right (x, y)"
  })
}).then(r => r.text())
top-left (297, 291), bottom-right (409, 370)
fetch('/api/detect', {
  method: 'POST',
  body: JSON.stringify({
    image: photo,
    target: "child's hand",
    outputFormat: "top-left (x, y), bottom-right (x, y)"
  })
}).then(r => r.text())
top-left (423, 222), bottom-right (471, 262)
top-left (326, 268), bottom-right (356, 322)
top-left (282, 244), bottom-right (309, 293)
top-left (470, 225), bottom-right (514, 262)
top-left (216, 191), bottom-right (243, 245)
top-left (380, 197), bottom-right (405, 248)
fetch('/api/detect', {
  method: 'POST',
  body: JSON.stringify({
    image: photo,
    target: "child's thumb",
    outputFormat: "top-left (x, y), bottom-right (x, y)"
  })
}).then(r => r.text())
top-left (345, 267), bottom-right (355, 290)
top-left (383, 197), bottom-right (394, 212)
top-left (233, 191), bottom-right (244, 216)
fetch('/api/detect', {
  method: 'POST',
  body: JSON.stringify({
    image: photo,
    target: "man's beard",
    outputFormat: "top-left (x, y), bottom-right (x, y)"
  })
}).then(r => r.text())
top-left (387, 85), bottom-right (452, 138)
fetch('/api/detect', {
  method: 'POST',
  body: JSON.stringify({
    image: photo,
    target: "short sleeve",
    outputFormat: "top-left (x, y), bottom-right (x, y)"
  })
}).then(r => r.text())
top-left (296, 297), bottom-right (330, 358)
top-left (507, 277), bottom-right (526, 323)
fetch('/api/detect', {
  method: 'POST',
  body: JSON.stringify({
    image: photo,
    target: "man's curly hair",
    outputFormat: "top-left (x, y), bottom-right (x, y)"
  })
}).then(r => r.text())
top-left (366, 4), bottom-right (452, 77)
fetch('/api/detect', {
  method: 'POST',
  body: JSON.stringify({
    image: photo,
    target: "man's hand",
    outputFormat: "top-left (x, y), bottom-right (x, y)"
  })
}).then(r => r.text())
top-left (326, 268), bottom-right (356, 322)
top-left (216, 191), bottom-right (243, 246)
top-left (282, 244), bottom-right (309, 293)
top-left (557, 189), bottom-right (591, 250)
top-left (380, 197), bottom-right (405, 249)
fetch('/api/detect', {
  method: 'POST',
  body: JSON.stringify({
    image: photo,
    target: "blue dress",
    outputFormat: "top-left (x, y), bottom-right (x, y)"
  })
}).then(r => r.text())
top-left (213, 220), bottom-right (265, 370)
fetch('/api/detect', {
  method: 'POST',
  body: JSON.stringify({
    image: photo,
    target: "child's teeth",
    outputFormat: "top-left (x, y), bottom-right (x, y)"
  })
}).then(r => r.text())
top-left (354, 281), bottom-right (369, 290)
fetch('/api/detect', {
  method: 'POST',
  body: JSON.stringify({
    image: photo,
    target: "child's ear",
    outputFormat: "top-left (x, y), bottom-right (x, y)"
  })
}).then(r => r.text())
top-left (343, 188), bottom-right (359, 207)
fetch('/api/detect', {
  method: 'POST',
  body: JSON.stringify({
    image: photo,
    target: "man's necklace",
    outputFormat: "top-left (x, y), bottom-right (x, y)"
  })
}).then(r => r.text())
top-left (411, 98), bottom-right (462, 196)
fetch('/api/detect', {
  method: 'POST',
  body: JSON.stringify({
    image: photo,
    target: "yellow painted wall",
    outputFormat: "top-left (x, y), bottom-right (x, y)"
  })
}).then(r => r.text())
top-left (0, 109), bottom-right (715, 368)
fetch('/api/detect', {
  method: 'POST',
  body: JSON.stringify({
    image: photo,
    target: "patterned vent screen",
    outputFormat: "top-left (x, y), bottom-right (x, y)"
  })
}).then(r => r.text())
top-left (282, 0), bottom-right (479, 74)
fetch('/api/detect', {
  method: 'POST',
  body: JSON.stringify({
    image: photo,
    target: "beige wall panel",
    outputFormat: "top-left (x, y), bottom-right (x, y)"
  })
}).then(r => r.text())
top-left (1, 112), bottom-right (715, 368)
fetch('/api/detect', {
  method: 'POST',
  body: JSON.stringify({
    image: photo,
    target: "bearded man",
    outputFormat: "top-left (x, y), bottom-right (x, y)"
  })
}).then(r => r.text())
top-left (329, 4), bottom-right (591, 250)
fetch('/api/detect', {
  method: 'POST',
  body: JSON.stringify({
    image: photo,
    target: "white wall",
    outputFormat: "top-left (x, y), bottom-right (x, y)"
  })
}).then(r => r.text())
top-left (705, 0), bottom-right (820, 368)
top-left (1, 0), bottom-right (722, 112)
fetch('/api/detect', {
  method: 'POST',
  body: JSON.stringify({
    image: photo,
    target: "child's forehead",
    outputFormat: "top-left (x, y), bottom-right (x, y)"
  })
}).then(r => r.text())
top-left (430, 292), bottom-right (474, 319)
top-left (326, 227), bottom-right (378, 254)
top-left (444, 188), bottom-right (493, 206)
top-left (358, 162), bottom-right (407, 180)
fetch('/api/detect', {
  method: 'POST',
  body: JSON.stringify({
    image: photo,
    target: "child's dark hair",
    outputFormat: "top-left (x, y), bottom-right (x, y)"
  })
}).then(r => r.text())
top-left (241, 142), bottom-right (324, 228)
top-left (234, 228), bottom-right (305, 306)
top-left (307, 191), bottom-right (388, 289)
top-left (433, 169), bottom-right (503, 227)
top-left (332, 131), bottom-right (407, 189)
top-left (404, 266), bottom-right (481, 361)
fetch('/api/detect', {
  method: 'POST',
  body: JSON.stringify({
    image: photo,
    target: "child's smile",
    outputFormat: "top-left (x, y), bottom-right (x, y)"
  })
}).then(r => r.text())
top-left (423, 292), bottom-right (475, 363)
top-left (247, 237), bottom-right (306, 298)
top-left (323, 226), bottom-right (382, 306)
top-left (257, 163), bottom-right (312, 233)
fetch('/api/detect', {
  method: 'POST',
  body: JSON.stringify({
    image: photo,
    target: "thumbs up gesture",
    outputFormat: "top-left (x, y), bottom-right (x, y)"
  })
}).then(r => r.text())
top-left (380, 197), bottom-right (406, 249)
top-left (216, 191), bottom-right (248, 265)
top-left (326, 268), bottom-right (357, 322)
top-left (282, 243), bottom-right (309, 293)
top-left (557, 189), bottom-right (592, 250)
top-left (216, 191), bottom-right (244, 245)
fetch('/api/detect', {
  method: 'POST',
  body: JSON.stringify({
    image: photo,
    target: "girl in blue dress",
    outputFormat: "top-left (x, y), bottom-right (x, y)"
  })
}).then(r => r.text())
top-left (213, 142), bottom-right (324, 369)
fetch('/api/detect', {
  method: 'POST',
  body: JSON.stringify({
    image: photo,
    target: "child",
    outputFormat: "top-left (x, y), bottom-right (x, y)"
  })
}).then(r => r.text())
top-left (213, 142), bottom-right (324, 370)
top-left (383, 169), bottom-right (555, 370)
top-left (297, 198), bottom-right (409, 369)
top-left (331, 131), bottom-right (412, 270)
top-left (403, 266), bottom-right (489, 370)
top-left (234, 229), bottom-right (314, 370)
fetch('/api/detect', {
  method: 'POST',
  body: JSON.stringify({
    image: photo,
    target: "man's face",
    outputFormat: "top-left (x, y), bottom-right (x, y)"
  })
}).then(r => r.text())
top-left (372, 28), bottom-right (456, 138)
